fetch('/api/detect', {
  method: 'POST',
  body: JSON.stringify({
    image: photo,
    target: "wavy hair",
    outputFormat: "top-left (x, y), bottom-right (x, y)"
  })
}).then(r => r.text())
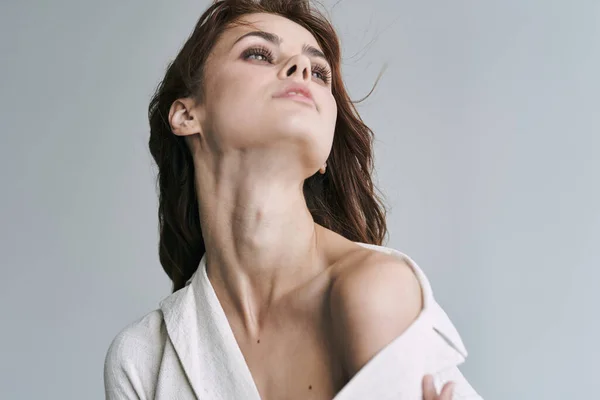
top-left (148, 0), bottom-right (388, 292)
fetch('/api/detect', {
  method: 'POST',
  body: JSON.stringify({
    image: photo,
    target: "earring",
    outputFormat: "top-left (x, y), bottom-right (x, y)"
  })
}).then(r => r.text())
top-left (319, 163), bottom-right (327, 174)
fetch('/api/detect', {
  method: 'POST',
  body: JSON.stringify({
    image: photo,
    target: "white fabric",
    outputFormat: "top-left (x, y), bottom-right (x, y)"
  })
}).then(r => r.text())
top-left (104, 242), bottom-right (484, 399)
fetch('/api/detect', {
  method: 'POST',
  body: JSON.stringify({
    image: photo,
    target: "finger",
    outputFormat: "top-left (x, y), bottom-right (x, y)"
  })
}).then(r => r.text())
top-left (439, 381), bottom-right (455, 400)
top-left (422, 374), bottom-right (436, 400)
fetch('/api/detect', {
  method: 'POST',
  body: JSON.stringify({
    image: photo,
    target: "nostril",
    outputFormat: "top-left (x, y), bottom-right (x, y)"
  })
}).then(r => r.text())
top-left (286, 65), bottom-right (297, 77)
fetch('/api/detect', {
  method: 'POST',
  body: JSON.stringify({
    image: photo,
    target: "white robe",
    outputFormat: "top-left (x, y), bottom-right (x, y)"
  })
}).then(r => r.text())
top-left (104, 242), bottom-right (484, 399)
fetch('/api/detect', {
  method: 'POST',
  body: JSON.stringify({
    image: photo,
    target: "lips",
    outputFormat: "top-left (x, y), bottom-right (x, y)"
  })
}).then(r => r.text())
top-left (273, 83), bottom-right (314, 105)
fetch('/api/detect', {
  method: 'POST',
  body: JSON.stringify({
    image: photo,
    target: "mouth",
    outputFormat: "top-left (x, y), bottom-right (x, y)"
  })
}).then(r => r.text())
top-left (273, 84), bottom-right (315, 107)
top-left (275, 91), bottom-right (315, 106)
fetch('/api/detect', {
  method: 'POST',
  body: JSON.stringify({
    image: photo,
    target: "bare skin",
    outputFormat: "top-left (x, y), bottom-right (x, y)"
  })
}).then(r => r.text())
top-left (168, 12), bottom-right (454, 400)
top-left (218, 225), bottom-right (366, 399)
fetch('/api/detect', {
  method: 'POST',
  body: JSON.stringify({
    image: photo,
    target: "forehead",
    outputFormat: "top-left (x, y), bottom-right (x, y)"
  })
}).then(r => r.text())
top-left (216, 12), bottom-right (323, 53)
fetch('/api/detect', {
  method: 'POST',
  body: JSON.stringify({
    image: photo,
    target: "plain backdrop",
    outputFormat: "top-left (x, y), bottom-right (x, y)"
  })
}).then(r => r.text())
top-left (1, 0), bottom-right (599, 399)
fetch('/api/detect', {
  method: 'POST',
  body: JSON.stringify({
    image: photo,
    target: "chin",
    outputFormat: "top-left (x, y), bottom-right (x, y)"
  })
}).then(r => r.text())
top-left (274, 120), bottom-right (322, 141)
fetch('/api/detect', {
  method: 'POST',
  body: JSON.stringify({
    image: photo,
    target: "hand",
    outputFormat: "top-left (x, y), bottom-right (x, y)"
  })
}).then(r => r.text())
top-left (422, 374), bottom-right (455, 400)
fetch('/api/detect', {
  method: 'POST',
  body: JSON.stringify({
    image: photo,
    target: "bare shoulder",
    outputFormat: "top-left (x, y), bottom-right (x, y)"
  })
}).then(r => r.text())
top-left (329, 247), bottom-right (423, 378)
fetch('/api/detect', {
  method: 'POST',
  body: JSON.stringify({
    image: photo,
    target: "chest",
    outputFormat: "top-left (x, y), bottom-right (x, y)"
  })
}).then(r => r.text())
top-left (237, 320), bottom-right (347, 400)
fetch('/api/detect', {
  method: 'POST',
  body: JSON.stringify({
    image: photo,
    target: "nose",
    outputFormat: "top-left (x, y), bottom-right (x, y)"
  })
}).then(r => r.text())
top-left (279, 54), bottom-right (311, 82)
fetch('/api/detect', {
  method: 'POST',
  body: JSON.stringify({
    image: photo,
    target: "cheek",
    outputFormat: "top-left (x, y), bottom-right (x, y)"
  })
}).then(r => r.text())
top-left (206, 60), bottom-right (257, 102)
top-left (324, 95), bottom-right (338, 134)
top-left (211, 73), bottom-right (253, 107)
top-left (207, 74), bottom-right (264, 125)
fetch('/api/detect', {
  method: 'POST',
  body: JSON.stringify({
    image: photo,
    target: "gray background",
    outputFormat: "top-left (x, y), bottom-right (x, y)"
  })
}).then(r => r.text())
top-left (1, 0), bottom-right (598, 399)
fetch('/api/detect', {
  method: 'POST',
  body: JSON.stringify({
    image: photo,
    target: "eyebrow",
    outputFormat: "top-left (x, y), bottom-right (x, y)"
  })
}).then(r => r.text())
top-left (232, 30), bottom-right (329, 65)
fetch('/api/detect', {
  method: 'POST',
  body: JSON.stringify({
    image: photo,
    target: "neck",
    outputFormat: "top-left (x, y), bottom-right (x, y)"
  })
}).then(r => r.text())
top-left (193, 156), bottom-right (328, 336)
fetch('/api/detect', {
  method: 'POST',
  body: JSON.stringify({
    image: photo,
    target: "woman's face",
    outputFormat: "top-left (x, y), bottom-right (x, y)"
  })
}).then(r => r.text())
top-left (196, 12), bottom-right (337, 177)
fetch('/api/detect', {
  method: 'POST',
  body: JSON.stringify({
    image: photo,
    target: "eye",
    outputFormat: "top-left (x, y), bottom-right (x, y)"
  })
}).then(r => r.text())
top-left (242, 46), bottom-right (274, 63)
top-left (312, 64), bottom-right (332, 84)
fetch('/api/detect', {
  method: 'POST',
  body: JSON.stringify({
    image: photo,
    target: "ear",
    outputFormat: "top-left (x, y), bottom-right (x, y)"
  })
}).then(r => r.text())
top-left (168, 97), bottom-right (205, 137)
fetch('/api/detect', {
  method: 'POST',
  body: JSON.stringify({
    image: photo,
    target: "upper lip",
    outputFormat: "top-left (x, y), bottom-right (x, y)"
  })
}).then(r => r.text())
top-left (274, 83), bottom-right (314, 102)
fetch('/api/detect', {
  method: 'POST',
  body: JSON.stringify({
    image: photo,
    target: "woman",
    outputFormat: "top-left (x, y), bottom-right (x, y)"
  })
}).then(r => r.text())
top-left (104, 1), bottom-right (483, 399)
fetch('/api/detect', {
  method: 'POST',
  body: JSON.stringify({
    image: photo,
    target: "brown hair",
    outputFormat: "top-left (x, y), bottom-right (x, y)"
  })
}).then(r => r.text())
top-left (148, 0), bottom-right (388, 293)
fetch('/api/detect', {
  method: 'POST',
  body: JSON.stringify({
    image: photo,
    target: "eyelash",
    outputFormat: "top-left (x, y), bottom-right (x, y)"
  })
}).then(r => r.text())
top-left (241, 46), bottom-right (332, 84)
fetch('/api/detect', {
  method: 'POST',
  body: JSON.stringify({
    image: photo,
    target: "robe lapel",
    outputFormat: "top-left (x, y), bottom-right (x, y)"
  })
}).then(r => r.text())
top-left (160, 253), bottom-right (262, 400)
top-left (332, 311), bottom-right (467, 400)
